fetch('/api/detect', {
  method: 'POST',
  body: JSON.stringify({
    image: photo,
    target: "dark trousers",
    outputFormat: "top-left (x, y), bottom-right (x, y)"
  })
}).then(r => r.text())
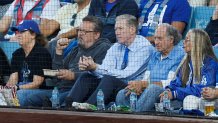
top-left (66, 73), bottom-right (128, 106)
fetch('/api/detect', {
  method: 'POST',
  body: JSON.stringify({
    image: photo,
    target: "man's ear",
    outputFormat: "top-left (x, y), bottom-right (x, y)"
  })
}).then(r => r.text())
top-left (130, 26), bottom-right (136, 34)
top-left (169, 36), bottom-right (174, 44)
top-left (94, 32), bottom-right (101, 40)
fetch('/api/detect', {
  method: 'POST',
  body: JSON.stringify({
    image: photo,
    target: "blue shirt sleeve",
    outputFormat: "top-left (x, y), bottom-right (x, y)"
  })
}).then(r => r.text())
top-left (170, 0), bottom-right (191, 24)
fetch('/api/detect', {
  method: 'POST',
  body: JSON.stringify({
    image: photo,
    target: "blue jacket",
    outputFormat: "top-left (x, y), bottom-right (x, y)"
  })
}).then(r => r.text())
top-left (88, 0), bottom-right (138, 43)
top-left (205, 19), bottom-right (218, 46)
top-left (167, 56), bottom-right (218, 101)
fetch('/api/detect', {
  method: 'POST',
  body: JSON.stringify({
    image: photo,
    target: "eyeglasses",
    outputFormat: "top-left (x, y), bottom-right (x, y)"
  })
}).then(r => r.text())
top-left (70, 14), bottom-right (77, 26)
top-left (77, 29), bottom-right (96, 35)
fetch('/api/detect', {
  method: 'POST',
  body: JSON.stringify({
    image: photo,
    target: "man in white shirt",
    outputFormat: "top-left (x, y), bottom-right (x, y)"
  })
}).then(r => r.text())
top-left (0, 0), bottom-right (60, 40)
top-left (44, 0), bottom-right (91, 58)
top-left (41, 0), bottom-right (90, 39)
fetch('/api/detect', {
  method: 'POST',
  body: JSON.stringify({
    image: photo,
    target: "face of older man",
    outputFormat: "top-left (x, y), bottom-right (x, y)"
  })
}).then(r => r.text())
top-left (154, 26), bottom-right (174, 56)
top-left (115, 19), bottom-right (135, 46)
top-left (77, 21), bottom-right (99, 48)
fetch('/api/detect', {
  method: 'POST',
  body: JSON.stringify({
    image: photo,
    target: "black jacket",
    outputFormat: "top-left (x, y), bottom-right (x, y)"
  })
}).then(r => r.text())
top-left (205, 19), bottom-right (218, 46)
top-left (52, 38), bottom-right (112, 89)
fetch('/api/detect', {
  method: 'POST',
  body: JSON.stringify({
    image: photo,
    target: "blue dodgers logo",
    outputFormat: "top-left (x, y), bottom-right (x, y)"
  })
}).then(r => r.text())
top-left (201, 75), bottom-right (207, 85)
top-left (21, 62), bottom-right (31, 83)
top-left (23, 68), bottom-right (30, 80)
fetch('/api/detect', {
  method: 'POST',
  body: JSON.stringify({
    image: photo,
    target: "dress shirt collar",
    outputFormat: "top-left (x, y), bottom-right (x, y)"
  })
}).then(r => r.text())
top-left (124, 35), bottom-right (150, 52)
top-left (155, 45), bottom-right (182, 60)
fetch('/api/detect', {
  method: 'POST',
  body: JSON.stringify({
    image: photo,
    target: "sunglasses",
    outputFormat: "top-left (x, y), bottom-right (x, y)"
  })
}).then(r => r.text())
top-left (70, 14), bottom-right (77, 26)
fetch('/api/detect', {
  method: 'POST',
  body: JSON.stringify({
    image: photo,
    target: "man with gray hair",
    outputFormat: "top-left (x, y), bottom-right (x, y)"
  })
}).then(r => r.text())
top-left (116, 23), bottom-right (185, 112)
top-left (64, 14), bottom-right (154, 107)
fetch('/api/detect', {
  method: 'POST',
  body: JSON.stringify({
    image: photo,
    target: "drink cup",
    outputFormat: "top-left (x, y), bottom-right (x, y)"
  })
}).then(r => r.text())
top-left (204, 101), bottom-right (215, 116)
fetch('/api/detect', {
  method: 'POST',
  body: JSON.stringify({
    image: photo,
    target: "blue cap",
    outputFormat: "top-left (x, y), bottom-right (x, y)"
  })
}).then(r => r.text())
top-left (11, 20), bottom-right (41, 34)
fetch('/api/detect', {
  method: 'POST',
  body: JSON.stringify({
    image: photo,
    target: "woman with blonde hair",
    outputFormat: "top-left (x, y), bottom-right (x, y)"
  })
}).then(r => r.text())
top-left (159, 29), bottom-right (218, 110)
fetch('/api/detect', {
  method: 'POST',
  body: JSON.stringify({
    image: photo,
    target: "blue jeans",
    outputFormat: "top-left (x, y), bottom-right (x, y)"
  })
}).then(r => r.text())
top-left (116, 84), bottom-right (164, 112)
top-left (17, 89), bottom-right (47, 106)
top-left (26, 89), bottom-right (69, 107)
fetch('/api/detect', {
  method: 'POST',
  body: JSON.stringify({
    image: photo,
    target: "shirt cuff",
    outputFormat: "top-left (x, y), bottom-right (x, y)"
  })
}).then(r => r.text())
top-left (161, 80), bottom-right (171, 88)
top-left (171, 90), bottom-right (177, 99)
top-left (94, 64), bottom-right (108, 75)
top-left (142, 71), bottom-right (150, 80)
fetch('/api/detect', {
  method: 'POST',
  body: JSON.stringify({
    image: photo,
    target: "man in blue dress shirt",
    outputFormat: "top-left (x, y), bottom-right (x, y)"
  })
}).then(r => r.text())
top-left (116, 23), bottom-right (185, 112)
top-left (64, 14), bottom-right (154, 106)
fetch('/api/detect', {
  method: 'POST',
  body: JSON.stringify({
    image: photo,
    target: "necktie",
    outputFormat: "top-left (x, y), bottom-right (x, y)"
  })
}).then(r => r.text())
top-left (121, 47), bottom-right (129, 70)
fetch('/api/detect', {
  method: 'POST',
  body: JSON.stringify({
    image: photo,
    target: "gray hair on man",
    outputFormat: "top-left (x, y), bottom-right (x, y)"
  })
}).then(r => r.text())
top-left (116, 14), bottom-right (138, 33)
top-left (158, 23), bottom-right (182, 45)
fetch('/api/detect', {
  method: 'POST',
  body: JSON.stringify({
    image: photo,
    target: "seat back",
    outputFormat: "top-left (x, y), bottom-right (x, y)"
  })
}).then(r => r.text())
top-left (0, 41), bottom-right (20, 63)
top-left (190, 6), bottom-right (215, 29)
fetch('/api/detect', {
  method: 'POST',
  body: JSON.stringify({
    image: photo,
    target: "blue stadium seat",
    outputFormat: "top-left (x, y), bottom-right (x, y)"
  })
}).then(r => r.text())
top-left (0, 41), bottom-right (20, 63)
top-left (190, 6), bottom-right (215, 29)
top-left (183, 6), bottom-right (194, 38)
